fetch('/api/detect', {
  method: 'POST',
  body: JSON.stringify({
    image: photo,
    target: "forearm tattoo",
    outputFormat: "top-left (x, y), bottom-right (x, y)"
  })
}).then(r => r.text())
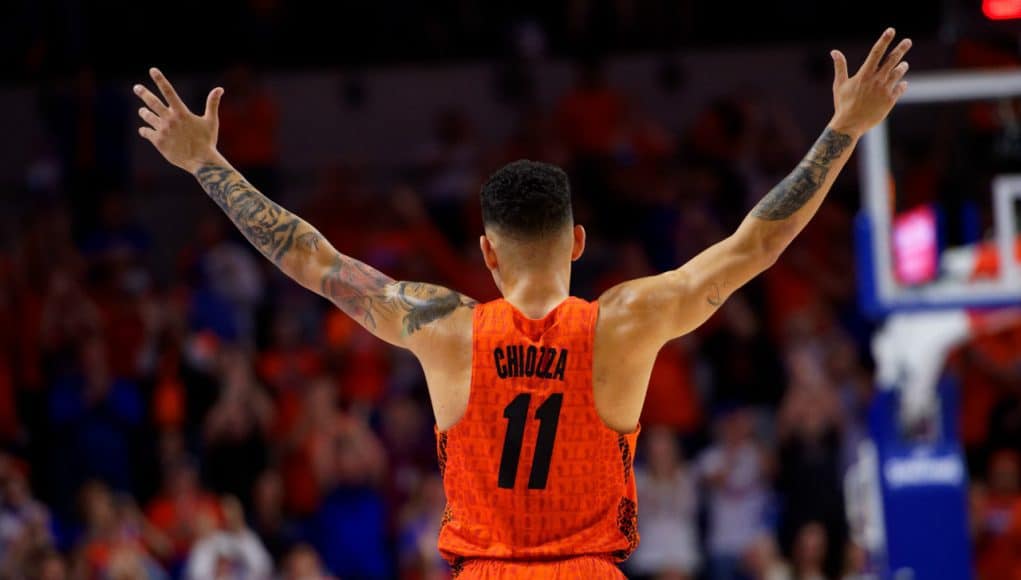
top-left (196, 165), bottom-right (299, 263)
top-left (196, 164), bottom-right (474, 335)
top-left (751, 128), bottom-right (853, 221)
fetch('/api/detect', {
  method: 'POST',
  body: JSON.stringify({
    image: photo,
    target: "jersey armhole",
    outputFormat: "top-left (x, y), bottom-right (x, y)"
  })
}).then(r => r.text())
top-left (435, 301), bottom-right (481, 435)
top-left (589, 299), bottom-right (641, 436)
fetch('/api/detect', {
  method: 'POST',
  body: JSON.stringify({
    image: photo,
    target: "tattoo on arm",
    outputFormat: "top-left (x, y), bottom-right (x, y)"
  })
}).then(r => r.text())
top-left (320, 259), bottom-right (475, 335)
top-left (394, 282), bottom-right (476, 334)
top-left (196, 165), bottom-right (301, 263)
top-left (751, 128), bottom-right (852, 221)
top-left (707, 283), bottom-right (722, 307)
top-left (319, 253), bottom-right (396, 330)
top-left (295, 231), bottom-right (321, 252)
top-left (196, 164), bottom-right (474, 338)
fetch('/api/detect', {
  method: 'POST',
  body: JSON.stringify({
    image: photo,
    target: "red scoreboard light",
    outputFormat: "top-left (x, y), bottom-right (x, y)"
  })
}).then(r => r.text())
top-left (984, 0), bottom-right (1021, 20)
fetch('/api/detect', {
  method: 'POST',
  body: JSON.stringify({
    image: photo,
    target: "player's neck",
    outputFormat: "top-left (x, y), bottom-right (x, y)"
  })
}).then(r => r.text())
top-left (500, 271), bottom-right (571, 320)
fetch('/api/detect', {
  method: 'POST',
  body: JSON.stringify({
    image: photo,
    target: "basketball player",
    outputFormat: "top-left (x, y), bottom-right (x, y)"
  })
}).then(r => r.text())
top-left (133, 28), bottom-right (911, 579)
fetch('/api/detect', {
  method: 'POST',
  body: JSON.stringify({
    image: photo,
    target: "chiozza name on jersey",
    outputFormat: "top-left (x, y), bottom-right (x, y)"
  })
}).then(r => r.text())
top-left (493, 345), bottom-right (568, 380)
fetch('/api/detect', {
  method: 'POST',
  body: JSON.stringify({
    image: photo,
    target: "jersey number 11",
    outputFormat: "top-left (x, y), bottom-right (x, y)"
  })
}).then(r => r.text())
top-left (497, 393), bottom-right (563, 490)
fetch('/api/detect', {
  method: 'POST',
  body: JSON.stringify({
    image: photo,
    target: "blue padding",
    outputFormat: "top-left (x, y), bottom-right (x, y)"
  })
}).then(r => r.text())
top-left (854, 211), bottom-right (884, 319)
top-left (868, 377), bottom-right (972, 580)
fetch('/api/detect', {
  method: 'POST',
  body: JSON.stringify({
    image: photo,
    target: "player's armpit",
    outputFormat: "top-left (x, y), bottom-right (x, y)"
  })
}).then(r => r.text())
top-left (598, 224), bottom-right (778, 344)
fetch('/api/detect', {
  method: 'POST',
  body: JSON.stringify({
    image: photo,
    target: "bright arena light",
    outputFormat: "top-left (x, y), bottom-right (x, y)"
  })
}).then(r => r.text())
top-left (983, 0), bottom-right (1021, 20)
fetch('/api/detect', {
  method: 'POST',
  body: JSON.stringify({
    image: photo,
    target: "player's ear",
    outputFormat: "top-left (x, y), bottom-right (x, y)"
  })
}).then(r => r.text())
top-left (480, 234), bottom-right (499, 271)
top-left (570, 225), bottom-right (586, 262)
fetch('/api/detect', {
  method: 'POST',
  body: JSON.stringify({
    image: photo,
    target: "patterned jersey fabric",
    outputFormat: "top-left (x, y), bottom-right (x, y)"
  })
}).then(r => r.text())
top-left (436, 297), bottom-right (639, 566)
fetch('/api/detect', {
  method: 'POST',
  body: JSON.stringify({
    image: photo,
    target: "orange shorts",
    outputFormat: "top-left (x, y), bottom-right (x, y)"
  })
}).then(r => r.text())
top-left (453, 556), bottom-right (625, 579)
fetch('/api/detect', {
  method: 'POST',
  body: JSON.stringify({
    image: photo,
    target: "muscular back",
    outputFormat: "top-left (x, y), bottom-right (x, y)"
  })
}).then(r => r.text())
top-left (422, 291), bottom-right (664, 436)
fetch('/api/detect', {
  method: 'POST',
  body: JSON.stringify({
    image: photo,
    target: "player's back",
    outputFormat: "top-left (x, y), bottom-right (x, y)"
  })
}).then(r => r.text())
top-left (436, 296), bottom-right (638, 574)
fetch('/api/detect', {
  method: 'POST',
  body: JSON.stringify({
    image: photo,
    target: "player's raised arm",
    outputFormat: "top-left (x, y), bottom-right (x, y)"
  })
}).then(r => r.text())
top-left (600, 28), bottom-right (911, 343)
top-left (133, 68), bottom-right (475, 349)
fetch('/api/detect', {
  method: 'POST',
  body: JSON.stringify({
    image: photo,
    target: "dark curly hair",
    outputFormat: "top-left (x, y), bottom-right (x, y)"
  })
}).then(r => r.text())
top-left (480, 160), bottom-right (573, 239)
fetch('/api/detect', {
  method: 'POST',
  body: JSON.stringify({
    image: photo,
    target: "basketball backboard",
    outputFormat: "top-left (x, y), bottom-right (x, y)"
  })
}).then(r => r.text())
top-left (857, 70), bottom-right (1021, 316)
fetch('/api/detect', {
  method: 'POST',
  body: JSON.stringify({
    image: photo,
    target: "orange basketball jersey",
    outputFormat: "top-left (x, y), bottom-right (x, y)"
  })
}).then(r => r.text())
top-left (436, 297), bottom-right (639, 567)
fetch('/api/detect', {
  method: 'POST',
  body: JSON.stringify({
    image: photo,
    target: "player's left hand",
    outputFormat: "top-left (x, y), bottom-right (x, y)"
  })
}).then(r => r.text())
top-left (134, 68), bottom-right (224, 174)
top-left (829, 28), bottom-right (912, 138)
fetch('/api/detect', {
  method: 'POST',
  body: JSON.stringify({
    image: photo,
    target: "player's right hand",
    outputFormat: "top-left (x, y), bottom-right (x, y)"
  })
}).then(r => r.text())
top-left (829, 28), bottom-right (912, 138)
top-left (134, 68), bottom-right (224, 174)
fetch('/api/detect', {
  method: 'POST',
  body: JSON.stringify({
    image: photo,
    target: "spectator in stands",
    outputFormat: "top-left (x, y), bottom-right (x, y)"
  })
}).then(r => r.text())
top-left (184, 496), bottom-right (272, 580)
top-left (278, 377), bottom-right (336, 516)
top-left (957, 322), bottom-right (1015, 460)
top-left (145, 460), bottom-right (222, 571)
top-left (742, 533), bottom-right (791, 580)
top-left (190, 219), bottom-right (264, 345)
top-left (257, 311), bottom-right (323, 398)
top-left (840, 541), bottom-right (870, 580)
top-left (38, 267), bottom-right (101, 375)
top-left (640, 340), bottom-right (702, 435)
top-left (280, 544), bottom-right (335, 580)
top-left (554, 57), bottom-right (633, 238)
top-left (397, 474), bottom-right (450, 579)
top-left (73, 481), bottom-right (168, 580)
top-left (497, 107), bottom-right (568, 168)
top-left (414, 109), bottom-right (481, 246)
top-left (38, 66), bottom-right (131, 235)
top-left (23, 547), bottom-right (68, 580)
top-left (79, 194), bottom-right (153, 381)
top-left (202, 347), bottom-right (273, 508)
top-left (0, 458), bottom-right (55, 577)
top-left (698, 408), bottom-right (771, 580)
top-left (972, 323), bottom-right (1021, 459)
top-left (555, 58), bottom-right (626, 158)
top-left (790, 522), bottom-right (828, 580)
top-left (306, 413), bottom-right (390, 578)
top-left (827, 338), bottom-right (873, 471)
top-left (701, 294), bottom-right (786, 407)
top-left (973, 450), bottom-right (1021, 579)
top-left (216, 65), bottom-right (279, 191)
top-left (48, 337), bottom-right (143, 503)
top-left (249, 469), bottom-right (299, 562)
top-left (79, 194), bottom-right (150, 265)
top-left (380, 394), bottom-right (436, 513)
top-left (775, 350), bottom-right (847, 578)
top-left (628, 427), bottom-right (700, 579)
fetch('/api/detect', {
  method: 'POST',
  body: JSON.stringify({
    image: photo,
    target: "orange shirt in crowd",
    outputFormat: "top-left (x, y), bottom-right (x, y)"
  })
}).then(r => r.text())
top-left (218, 92), bottom-right (278, 168)
top-left (145, 494), bottom-right (223, 559)
top-left (555, 88), bottom-right (626, 156)
top-left (976, 493), bottom-right (1021, 580)
top-left (958, 324), bottom-right (1021, 448)
top-left (640, 342), bottom-right (701, 434)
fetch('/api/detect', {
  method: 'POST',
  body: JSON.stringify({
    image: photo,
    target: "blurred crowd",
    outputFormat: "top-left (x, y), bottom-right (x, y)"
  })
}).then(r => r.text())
top-left (2, 46), bottom-right (1021, 580)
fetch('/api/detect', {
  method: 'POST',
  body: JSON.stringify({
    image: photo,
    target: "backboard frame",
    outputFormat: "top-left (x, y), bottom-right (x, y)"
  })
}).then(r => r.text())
top-left (857, 69), bottom-right (1021, 316)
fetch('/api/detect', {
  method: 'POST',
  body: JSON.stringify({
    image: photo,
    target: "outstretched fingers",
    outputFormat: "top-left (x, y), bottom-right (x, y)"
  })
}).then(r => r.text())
top-left (138, 107), bottom-right (161, 129)
top-left (831, 50), bottom-right (849, 87)
top-left (887, 61), bottom-right (910, 87)
top-left (880, 38), bottom-right (912, 78)
top-left (204, 87), bottom-right (224, 120)
top-left (133, 84), bottom-right (168, 116)
top-left (149, 67), bottom-right (186, 111)
top-left (861, 28), bottom-right (895, 75)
